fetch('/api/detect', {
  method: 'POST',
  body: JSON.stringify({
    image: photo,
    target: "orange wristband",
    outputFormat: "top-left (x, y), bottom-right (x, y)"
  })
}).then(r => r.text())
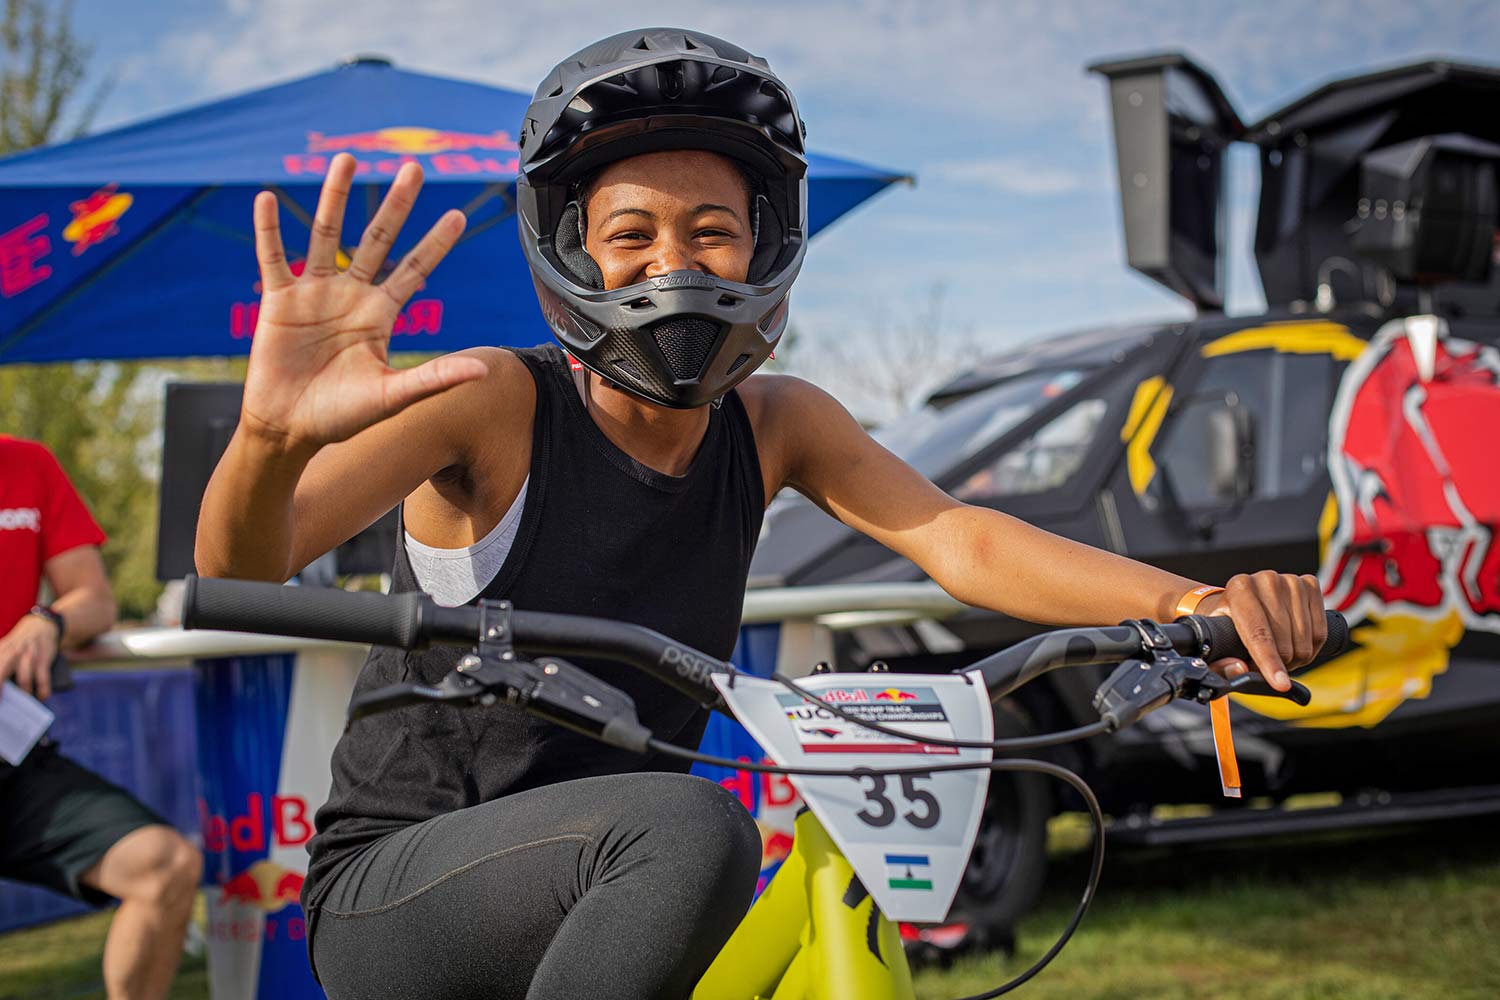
top-left (1174, 585), bottom-right (1225, 618)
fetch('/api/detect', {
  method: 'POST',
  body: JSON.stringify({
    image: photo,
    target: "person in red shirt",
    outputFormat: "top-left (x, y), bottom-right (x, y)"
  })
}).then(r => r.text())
top-left (0, 435), bottom-right (201, 1000)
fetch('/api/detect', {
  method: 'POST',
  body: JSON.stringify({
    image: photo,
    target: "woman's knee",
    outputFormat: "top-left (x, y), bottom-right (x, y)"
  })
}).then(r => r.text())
top-left (633, 775), bottom-right (761, 888)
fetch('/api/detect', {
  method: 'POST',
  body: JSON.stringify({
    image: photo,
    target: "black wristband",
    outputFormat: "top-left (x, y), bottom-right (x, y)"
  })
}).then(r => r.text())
top-left (27, 604), bottom-right (65, 640)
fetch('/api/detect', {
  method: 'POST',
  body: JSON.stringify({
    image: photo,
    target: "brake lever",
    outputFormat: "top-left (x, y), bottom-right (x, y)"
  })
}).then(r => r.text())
top-left (1225, 672), bottom-right (1313, 707)
top-left (347, 648), bottom-right (654, 754)
top-left (347, 671), bottom-right (492, 723)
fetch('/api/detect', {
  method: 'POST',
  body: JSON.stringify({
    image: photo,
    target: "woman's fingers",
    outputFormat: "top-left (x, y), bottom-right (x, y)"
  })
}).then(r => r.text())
top-left (382, 209), bottom-right (466, 307)
top-left (1283, 574), bottom-right (1316, 668)
top-left (1303, 574), bottom-right (1329, 656)
top-left (1221, 574), bottom-right (1290, 690)
top-left (378, 355), bottom-right (489, 418)
top-left (253, 192), bottom-right (295, 291)
top-left (347, 162), bottom-right (423, 283)
top-left (306, 153), bottom-right (357, 277)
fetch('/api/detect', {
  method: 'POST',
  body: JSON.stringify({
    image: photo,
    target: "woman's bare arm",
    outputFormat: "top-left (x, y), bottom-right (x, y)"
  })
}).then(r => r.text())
top-left (194, 154), bottom-right (493, 580)
top-left (751, 375), bottom-right (1326, 689)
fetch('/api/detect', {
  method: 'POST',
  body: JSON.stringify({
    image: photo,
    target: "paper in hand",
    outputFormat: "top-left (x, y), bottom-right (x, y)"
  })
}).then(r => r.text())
top-left (0, 681), bottom-right (55, 765)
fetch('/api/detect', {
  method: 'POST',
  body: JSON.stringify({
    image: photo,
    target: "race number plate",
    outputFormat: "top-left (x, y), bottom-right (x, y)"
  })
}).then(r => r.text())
top-left (714, 671), bottom-right (992, 923)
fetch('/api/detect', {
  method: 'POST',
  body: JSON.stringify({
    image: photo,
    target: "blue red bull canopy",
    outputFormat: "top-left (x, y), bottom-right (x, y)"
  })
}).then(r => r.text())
top-left (0, 57), bottom-right (907, 364)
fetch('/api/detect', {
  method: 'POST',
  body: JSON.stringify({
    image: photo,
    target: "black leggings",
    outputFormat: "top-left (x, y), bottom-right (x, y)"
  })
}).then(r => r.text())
top-left (308, 772), bottom-right (761, 1000)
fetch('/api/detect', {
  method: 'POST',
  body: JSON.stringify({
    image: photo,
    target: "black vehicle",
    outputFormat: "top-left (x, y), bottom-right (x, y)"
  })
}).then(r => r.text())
top-left (750, 53), bottom-right (1500, 948)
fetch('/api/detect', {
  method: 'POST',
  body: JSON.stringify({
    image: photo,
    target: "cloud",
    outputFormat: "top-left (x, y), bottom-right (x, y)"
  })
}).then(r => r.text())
top-left (930, 157), bottom-right (1097, 197)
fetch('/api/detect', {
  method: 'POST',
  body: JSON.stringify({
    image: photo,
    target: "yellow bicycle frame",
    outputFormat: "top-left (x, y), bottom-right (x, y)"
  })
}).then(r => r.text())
top-left (694, 810), bottom-right (916, 1000)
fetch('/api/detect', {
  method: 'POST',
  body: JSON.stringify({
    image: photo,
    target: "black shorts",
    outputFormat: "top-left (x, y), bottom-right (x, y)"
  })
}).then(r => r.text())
top-left (0, 740), bottom-right (167, 906)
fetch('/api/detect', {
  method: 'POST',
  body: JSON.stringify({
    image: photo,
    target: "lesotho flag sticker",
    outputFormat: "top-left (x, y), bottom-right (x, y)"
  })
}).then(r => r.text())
top-left (886, 853), bottom-right (933, 891)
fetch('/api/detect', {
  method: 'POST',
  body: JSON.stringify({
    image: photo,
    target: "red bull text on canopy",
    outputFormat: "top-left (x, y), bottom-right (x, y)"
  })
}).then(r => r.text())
top-left (284, 126), bottom-right (519, 177)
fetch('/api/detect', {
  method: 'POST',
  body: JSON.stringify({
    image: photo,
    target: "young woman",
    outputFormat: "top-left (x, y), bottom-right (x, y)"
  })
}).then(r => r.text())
top-left (196, 28), bottom-right (1328, 1000)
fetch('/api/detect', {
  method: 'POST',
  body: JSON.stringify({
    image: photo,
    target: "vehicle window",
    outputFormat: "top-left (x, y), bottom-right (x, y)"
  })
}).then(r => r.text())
top-left (873, 369), bottom-right (1091, 480)
top-left (1157, 350), bottom-right (1333, 508)
top-left (954, 398), bottom-right (1108, 501)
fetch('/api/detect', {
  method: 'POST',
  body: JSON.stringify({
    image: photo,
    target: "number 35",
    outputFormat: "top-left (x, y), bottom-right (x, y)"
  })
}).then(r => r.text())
top-left (852, 768), bottom-right (941, 829)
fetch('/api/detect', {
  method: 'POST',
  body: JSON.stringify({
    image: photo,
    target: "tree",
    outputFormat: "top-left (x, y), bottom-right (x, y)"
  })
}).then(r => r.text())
top-left (0, 0), bottom-right (190, 619)
top-left (790, 282), bottom-right (977, 425)
top-left (0, 0), bottom-right (106, 153)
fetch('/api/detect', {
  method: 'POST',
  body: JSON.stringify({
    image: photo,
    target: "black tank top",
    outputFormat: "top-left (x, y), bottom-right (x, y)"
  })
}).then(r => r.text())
top-left (305, 344), bottom-right (766, 901)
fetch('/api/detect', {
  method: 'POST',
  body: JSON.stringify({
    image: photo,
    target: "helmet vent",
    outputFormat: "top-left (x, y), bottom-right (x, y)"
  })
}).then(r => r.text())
top-left (708, 65), bottom-right (738, 89)
top-left (613, 358), bottom-right (645, 384)
top-left (717, 293), bottom-right (741, 308)
top-left (627, 296), bottom-right (656, 311)
top-left (651, 318), bottom-right (719, 381)
top-left (726, 353), bottom-right (752, 376)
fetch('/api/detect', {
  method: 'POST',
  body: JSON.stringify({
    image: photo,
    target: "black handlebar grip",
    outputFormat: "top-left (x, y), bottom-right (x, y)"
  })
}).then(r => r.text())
top-left (183, 575), bottom-right (428, 650)
top-left (1197, 610), bottom-right (1350, 670)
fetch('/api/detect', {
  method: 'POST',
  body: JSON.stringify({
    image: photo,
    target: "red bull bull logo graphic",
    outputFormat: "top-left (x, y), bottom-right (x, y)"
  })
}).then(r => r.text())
top-left (200, 793), bottom-right (314, 944)
top-left (1300, 317), bottom-right (1500, 726)
top-left (63, 183), bottom-right (133, 255)
top-left (874, 688), bottom-right (919, 701)
top-left (285, 126), bottom-right (519, 177)
top-left (217, 860), bottom-right (306, 915)
top-left (1322, 319), bottom-right (1500, 629)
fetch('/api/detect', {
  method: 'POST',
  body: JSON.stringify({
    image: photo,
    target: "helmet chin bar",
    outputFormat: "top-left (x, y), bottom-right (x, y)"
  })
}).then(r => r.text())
top-left (530, 266), bottom-right (792, 410)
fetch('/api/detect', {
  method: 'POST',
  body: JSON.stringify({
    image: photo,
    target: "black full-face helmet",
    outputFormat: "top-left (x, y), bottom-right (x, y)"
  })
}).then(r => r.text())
top-left (517, 28), bottom-right (808, 408)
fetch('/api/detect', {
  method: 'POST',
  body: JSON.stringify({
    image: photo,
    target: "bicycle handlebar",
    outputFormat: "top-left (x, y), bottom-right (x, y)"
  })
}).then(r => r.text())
top-left (184, 575), bottom-right (1350, 715)
top-left (182, 575), bottom-right (732, 709)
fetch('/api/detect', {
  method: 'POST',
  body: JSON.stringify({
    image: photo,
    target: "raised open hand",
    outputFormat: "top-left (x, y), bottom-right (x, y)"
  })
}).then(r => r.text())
top-left (242, 153), bottom-right (488, 452)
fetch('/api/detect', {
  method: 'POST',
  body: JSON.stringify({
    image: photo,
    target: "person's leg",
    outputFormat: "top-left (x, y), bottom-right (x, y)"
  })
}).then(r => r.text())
top-left (0, 745), bottom-right (201, 1000)
top-left (79, 824), bottom-right (202, 1000)
top-left (310, 771), bottom-right (760, 1000)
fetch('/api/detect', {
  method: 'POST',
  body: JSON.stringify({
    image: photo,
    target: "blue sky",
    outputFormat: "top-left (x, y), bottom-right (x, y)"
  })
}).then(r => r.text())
top-left (64, 0), bottom-right (1500, 413)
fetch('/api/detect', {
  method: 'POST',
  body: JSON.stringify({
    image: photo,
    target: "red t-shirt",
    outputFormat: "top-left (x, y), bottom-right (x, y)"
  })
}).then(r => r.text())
top-left (0, 436), bottom-right (107, 636)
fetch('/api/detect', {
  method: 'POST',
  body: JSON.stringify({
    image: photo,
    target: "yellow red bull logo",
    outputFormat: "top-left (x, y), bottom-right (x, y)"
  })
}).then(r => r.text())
top-left (874, 688), bottom-right (919, 701)
top-left (286, 126), bottom-right (518, 177)
top-left (307, 126), bottom-right (515, 155)
top-left (216, 859), bottom-right (305, 914)
top-left (62, 184), bottom-right (132, 255)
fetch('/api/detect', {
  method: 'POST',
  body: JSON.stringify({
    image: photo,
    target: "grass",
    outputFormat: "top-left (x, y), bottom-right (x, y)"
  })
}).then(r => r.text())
top-left (0, 907), bottom-right (206, 1000)
top-left (913, 815), bottom-right (1500, 1000)
top-left (1, 817), bottom-right (1496, 999)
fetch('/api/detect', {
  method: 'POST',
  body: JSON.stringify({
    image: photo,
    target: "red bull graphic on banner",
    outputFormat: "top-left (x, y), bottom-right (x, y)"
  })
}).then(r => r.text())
top-left (62, 184), bottom-right (133, 256)
top-left (0, 213), bottom-right (52, 298)
top-left (1310, 316), bottom-right (1500, 726)
top-left (284, 126), bottom-right (519, 177)
top-left (693, 623), bottom-right (805, 896)
top-left (194, 646), bottom-right (366, 998)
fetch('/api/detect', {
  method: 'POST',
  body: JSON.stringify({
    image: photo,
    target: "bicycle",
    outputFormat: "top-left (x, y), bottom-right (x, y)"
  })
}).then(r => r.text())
top-left (182, 576), bottom-right (1348, 999)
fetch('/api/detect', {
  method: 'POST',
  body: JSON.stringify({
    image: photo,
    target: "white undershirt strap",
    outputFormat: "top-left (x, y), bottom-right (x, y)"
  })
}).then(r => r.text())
top-left (404, 477), bottom-right (529, 607)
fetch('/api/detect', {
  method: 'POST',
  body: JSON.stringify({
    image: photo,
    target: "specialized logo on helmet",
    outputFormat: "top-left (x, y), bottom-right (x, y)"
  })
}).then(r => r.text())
top-left (652, 271), bottom-right (717, 291)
